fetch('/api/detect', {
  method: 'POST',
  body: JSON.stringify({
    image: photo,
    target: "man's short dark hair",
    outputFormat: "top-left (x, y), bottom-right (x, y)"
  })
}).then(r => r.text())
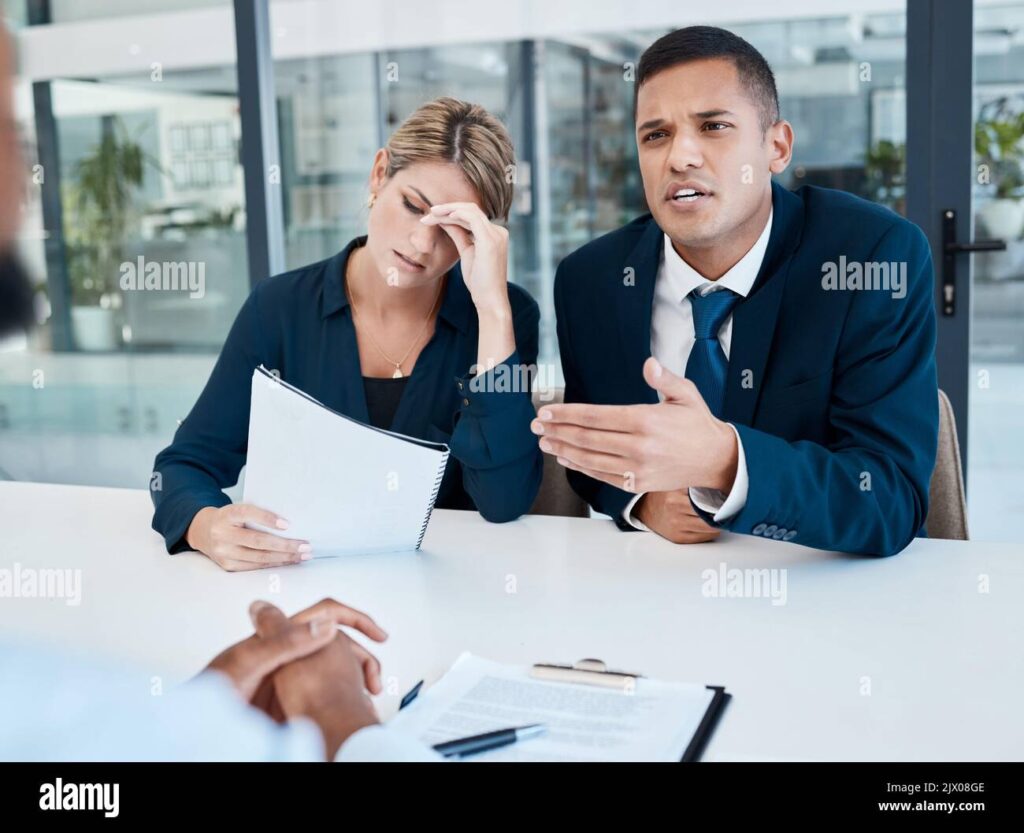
top-left (635, 25), bottom-right (780, 134)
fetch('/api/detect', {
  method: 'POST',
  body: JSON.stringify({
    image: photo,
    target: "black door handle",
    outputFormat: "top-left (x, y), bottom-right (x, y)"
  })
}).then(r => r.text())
top-left (941, 209), bottom-right (1007, 316)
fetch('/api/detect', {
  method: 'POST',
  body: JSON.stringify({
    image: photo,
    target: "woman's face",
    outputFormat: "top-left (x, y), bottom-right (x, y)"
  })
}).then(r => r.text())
top-left (365, 151), bottom-right (485, 289)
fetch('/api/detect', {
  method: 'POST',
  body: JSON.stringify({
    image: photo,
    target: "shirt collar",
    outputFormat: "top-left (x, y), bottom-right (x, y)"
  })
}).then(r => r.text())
top-left (321, 236), bottom-right (473, 334)
top-left (659, 209), bottom-right (773, 301)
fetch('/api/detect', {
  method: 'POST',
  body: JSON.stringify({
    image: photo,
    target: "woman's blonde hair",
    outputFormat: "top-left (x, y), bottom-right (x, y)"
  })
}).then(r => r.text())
top-left (383, 97), bottom-right (515, 221)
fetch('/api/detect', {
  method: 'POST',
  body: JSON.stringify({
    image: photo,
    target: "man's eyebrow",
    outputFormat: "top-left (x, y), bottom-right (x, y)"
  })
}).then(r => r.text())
top-left (636, 118), bottom-right (665, 133)
top-left (636, 110), bottom-right (737, 133)
top-left (409, 186), bottom-right (433, 207)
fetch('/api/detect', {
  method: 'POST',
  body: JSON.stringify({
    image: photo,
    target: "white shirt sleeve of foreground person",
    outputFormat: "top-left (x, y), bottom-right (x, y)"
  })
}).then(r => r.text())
top-left (333, 723), bottom-right (442, 762)
top-left (0, 640), bottom-right (440, 762)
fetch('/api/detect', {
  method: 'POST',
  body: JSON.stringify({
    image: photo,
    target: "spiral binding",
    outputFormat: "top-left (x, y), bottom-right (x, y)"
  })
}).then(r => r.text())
top-left (415, 450), bottom-right (449, 550)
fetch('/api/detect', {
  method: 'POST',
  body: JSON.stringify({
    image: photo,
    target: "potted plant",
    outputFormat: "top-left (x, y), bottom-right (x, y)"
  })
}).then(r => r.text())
top-left (863, 139), bottom-right (906, 215)
top-left (975, 98), bottom-right (1024, 241)
top-left (64, 117), bottom-right (146, 351)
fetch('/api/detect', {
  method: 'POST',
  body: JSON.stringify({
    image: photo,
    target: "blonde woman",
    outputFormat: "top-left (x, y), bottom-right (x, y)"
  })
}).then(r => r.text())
top-left (151, 98), bottom-right (542, 571)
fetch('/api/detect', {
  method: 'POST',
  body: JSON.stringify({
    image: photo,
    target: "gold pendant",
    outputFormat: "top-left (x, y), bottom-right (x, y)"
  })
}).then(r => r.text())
top-left (392, 366), bottom-right (404, 379)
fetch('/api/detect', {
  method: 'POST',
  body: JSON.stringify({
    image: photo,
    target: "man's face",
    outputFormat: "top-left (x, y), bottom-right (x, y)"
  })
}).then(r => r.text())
top-left (635, 58), bottom-right (785, 249)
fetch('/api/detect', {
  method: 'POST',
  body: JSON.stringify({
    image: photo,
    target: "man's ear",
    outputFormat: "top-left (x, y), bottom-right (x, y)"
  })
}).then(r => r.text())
top-left (368, 147), bottom-right (389, 193)
top-left (767, 119), bottom-right (794, 176)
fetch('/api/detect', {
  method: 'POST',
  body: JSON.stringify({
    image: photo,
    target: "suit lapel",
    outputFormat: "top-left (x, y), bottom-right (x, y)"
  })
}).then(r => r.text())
top-left (724, 182), bottom-right (805, 427)
top-left (614, 216), bottom-right (662, 405)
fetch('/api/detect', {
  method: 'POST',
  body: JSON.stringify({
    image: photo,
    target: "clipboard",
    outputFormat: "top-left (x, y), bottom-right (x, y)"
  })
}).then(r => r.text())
top-left (528, 658), bottom-right (731, 763)
top-left (399, 656), bottom-right (731, 762)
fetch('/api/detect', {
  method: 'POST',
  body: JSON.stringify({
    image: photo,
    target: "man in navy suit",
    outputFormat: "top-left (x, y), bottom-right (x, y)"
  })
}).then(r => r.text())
top-left (532, 26), bottom-right (938, 557)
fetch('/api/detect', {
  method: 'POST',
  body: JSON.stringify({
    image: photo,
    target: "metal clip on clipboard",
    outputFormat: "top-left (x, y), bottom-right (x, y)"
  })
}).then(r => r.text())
top-left (529, 658), bottom-right (645, 690)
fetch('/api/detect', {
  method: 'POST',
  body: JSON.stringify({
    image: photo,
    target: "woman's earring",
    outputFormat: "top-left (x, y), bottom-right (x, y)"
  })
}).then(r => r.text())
top-left (367, 193), bottom-right (377, 209)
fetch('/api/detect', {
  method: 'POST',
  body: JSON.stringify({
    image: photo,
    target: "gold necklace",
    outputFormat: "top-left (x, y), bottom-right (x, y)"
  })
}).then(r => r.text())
top-left (350, 275), bottom-right (445, 378)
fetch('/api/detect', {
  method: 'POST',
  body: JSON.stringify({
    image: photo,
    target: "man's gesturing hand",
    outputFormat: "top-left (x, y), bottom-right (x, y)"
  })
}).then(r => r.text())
top-left (531, 357), bottom-right (739, 494)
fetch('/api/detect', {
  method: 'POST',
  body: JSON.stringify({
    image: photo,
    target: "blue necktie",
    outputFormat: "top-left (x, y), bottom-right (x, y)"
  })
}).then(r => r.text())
top-left (685, 288), bottom-right (740, 419)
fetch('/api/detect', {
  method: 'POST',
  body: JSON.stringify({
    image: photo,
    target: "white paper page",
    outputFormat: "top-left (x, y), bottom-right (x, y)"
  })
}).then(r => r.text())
top-left (241, 368), bottom-right (448, 556)
top-left (389, 653), bottom-right (716, 762)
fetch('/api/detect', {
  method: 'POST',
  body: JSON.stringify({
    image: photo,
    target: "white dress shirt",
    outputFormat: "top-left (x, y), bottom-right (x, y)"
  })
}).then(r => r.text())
top-left (0, 639), bottom-right (441, 762)
top-left (624, 210), bottom-right (773, 530)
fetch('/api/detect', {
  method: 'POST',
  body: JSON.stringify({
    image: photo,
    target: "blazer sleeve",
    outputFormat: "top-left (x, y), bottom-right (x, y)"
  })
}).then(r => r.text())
top-left (554, 259), bottom-right (636, 529)
top-left (695, 221), bottom-right (939, 556)
top-left (447, 293), bottom-right (544, 523)
top-left (150, 287), bottom-right (271, 553)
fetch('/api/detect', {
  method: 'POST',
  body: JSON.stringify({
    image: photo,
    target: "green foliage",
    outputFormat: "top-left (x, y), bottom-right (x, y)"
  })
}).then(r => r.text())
top-left (64, 118), bottom-right (147, 306)
top-left (975, 98), bottom-right (1024, 199)
top-left (863, 139), bottom-right (905, 212)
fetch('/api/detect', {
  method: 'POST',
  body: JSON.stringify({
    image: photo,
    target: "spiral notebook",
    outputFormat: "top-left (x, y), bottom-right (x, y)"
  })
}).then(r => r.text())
top-left (241, 365), bottom-right (449, 556)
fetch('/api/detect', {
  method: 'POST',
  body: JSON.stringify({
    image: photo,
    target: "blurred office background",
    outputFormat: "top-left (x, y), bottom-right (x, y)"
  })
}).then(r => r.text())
top-left (0, 0), bottom-right (1021, 541)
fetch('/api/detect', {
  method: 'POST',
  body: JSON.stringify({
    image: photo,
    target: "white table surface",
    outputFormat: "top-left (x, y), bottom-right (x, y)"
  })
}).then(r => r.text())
top-left (1, 481), bottom-right (1021, 761)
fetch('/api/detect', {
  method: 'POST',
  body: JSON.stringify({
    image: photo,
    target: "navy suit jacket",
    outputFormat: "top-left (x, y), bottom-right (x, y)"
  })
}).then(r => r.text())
top-left (151, 237), bottom-right (542, 553)
top-left (555, 182), bottom-right (939, 556)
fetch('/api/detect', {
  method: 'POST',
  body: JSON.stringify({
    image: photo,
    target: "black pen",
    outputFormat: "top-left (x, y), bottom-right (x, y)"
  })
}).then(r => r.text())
top-left (399, 680), bottom-right (424, 711)
top-left (432, 724), bottom-right (546, 758)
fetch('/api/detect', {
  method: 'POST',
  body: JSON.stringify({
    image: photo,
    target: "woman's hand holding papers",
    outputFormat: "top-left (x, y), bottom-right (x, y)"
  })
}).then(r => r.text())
top-left (186, 503), bottom-right (312, 571)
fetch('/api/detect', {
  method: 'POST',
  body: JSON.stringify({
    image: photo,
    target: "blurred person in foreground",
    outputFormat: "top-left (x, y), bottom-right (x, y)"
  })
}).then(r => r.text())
top-left (0, 23), bottom-right (436, 762)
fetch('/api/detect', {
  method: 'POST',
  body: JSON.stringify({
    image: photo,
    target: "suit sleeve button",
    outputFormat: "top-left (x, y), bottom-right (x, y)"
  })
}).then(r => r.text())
top-left (752, 523), bottom-right (767, 535)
